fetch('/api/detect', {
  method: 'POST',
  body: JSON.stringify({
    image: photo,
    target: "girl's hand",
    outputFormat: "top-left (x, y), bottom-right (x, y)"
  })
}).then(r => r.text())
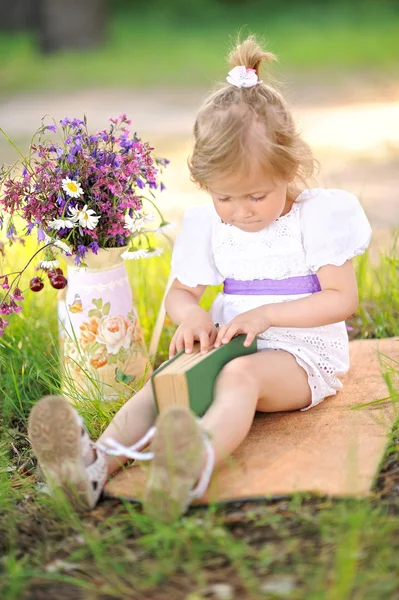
top-left (169, 306), bottom-right (218, 358)
top-left (214, 306), bottom-right (271, 348)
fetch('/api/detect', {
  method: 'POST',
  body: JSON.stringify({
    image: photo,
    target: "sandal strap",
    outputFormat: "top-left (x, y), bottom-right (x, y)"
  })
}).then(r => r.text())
top-left (189, 437), bottom-right (215, 499)
top-left (67, 406), bottom-right (108, 503)
top-left (86, 445), bottom-right (108, 499)
top-left (95, 422), bottom-right (215, 499)
top-left (95, 426), bottom-right (156, 461)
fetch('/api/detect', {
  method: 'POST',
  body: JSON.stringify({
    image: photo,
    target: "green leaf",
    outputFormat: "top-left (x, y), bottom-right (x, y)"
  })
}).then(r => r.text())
top-left (108, 354), bottom-right (117, 365)
top-left (102, 301), bottom-right (111, 316)
top-left (88, 309), bottom-right (102, 318)
top-left (92, 298), bottom-right (103, 309)
top-left (115, 367), bottom-right (135, 385)
top-left (88, 342), bottom-right (104, 354)
top-left (117, 347), bottom-right (128, 362)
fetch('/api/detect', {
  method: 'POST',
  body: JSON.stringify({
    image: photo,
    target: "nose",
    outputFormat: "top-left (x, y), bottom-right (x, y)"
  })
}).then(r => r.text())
top-left (233, 201), bottom-right (253, 220)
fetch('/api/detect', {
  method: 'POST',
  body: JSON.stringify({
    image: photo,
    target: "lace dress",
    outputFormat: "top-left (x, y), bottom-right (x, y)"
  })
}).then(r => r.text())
top-left (170, 188), bottom-right (372, 410)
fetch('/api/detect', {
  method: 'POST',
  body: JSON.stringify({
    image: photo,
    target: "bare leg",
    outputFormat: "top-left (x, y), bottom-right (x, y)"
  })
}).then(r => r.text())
top-left (201, 350), bottom-right (312, 465)
top-left (97, 379), bottom-right (157, 475)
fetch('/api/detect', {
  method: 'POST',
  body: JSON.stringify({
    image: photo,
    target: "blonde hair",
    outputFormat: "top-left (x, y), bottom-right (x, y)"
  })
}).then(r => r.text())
top-left (189, 36), bottom-right (317, 197)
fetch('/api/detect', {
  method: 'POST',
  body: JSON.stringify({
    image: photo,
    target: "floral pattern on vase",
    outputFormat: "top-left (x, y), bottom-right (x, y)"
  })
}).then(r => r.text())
top-left (58, 248), bottom-right (152, 401)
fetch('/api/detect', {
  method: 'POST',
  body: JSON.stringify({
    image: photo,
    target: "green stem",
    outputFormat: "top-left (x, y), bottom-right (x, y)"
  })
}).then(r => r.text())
top-left (0, 243), bottom-right (53, 305)
top-left (0, 129), bottom-right (35, 175)
top-left (141, 194), bottom-right (166, 224)
top-left (142, 232), bottom-right (153, 249)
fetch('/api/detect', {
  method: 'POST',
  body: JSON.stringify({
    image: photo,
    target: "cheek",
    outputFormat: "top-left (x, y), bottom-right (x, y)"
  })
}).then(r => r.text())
top-left (215, 203), bottom-right (231, 219)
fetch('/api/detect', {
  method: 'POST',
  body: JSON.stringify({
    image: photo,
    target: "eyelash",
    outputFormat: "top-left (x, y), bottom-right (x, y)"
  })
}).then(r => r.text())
top-left (217, 195), bottom-right (266, 203)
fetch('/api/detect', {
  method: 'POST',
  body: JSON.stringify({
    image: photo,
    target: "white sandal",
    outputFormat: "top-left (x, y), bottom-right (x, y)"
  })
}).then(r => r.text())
top-left (28, 395), bottom-right (108, 511)
top-left (99, 405), bottom-right (215, 523)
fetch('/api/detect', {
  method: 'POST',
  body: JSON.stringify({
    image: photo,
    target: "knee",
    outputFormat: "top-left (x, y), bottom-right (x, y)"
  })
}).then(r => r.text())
top-left (216, 356), bottom-right (258, 392)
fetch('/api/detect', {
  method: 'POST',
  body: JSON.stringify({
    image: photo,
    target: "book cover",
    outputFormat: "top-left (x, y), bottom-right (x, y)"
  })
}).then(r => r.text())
top-left (151, 334), bottom-right (257, 417)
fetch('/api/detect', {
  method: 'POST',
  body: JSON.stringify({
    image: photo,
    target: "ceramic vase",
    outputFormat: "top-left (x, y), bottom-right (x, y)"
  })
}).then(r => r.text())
top-left (57, 248), bottom-right (152, 401)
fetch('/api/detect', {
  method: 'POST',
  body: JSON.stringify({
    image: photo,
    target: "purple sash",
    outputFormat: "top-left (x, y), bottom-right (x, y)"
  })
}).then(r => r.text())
top-left (223, 274), bottom-right (321, 296)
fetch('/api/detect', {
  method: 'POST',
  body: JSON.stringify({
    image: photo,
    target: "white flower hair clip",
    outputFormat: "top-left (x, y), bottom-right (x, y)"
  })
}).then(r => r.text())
top-left (226, 65), bottom-right (262, 88)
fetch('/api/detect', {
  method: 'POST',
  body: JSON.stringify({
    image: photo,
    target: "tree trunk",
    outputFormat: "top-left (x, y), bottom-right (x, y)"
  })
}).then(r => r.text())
top-left (0, 0), bottom-right (38, 31)
top-left (37, 0), bottom-right (107, 54)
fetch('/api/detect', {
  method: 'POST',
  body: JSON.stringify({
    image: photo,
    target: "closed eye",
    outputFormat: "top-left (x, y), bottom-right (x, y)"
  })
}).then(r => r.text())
top-left (250, 195), bottom-right (266, 202)
top-left (217, 197), bottom-right (230, 203)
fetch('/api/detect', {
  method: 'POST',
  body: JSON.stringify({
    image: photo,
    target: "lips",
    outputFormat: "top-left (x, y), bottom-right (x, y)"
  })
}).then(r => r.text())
top-left (236, 221), bottom-right (260, 225)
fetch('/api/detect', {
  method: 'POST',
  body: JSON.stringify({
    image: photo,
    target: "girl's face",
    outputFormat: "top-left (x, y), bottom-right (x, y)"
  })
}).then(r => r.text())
top-left (208, 167), bottom-right (291, 233)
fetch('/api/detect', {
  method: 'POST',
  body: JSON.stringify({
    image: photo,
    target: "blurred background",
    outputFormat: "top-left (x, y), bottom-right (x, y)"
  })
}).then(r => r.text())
top-left (0, 0), bottom-right (398, 251)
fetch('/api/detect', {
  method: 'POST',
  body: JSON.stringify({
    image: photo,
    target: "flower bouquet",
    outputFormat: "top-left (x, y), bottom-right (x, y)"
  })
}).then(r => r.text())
top-left (0, 114), bottom-right (170, 399)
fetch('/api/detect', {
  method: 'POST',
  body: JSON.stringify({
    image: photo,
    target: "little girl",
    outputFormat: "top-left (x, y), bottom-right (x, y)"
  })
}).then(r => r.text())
top-left (28, 37), bottom-right (372, 523)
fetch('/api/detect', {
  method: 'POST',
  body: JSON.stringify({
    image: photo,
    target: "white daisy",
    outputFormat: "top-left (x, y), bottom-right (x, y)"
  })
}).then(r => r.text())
top-left (53, 239), bottom-right (72, 254)
top-left (146, 247), bottom-right (164, 258)
top-left (68, 204), bottom-right (100, 230)
top-left (43, 233), bottom-right (71, 254)
top-left (48, 218), bottom-right (76, 231)
top-left (155, 221), bottom-right (177, 235)
top-left (39, 259), bottom-right (60, 270)
top-left (121, 248), bottom-right (150, 260)
top-left (124, 213), bottom-right (154, 234)
top-left (62, 178), bottom-right (84, 198)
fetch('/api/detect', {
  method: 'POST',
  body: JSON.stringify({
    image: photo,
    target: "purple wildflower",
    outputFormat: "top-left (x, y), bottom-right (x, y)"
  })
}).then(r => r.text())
top-left (160, 182), bottom-right (166, 192)
top-left (6, 224), bottom-right (16, 239)
top-left (0, 302), bottom-right (11, 315)
top-left (60, 117), bottom-right (70, 127)
top-left (11, 287), bottom-right (24, 301)
top-left (71, 118), bottom-right (85, 128)
top-left (37, 228), bottom-right (46, 242)
top-left (0, 276), bottom-right (9, 290)
top-left (9, 299), bottom-right (22, 313)
top-left (89, 241), bottom-right (99, 254)
top-left (77, 244), bottom-right (88, 258)
top-left (47, 125), bottom-right (57, 133)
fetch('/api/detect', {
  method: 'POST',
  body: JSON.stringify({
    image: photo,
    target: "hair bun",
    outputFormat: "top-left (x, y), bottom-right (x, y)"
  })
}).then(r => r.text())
top-left (228, 35), bottom-right (276, 78)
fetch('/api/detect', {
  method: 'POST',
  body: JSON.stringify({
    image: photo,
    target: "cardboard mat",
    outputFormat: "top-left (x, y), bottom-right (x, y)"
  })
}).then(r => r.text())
top-left (104, 338), bottom-right (399, 504)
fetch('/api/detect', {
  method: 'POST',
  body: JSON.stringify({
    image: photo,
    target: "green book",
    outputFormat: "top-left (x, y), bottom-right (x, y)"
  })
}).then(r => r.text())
top-left (151, 334), bottom-right (257, 417)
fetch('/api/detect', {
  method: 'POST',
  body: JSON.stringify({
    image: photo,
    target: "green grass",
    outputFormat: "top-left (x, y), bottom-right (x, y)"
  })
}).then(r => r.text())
top-left (1, 228), bottom-right (399, 598)
top-left (1, 4), bottom-right (399, 95)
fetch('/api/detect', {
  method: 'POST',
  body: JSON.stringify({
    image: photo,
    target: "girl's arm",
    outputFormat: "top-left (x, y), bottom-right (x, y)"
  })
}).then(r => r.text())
top-left (266, 260), bottom-right (358, 328)
top-left (165, 279), bottom-right (218, 356)
top-left (165, 279), bottom-right (207, 324)
top-left (215, 260), bottom-right (358, 348)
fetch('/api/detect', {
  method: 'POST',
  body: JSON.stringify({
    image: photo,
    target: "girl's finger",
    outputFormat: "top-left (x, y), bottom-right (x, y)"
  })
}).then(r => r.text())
top-left (169, 337), bottom-right (176, 358)
top-left (209, 327), bottom-right (218, 347)
top-left (183, 329), bottom-right (194, 353)
top-left (199, 330), bottom-right (210, 354)
top-left (175, 332), bottom-right (185, 354)
top-left (244, 331), bottom-right (256, 347)
top-left (221, 323), bottom-right (238, 344)
top-left (214, 324), bottom-right (228, 347)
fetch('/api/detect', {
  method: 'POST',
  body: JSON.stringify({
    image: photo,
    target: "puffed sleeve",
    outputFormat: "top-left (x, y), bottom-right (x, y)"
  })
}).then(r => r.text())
top-left (300, 189), bottom-right (372, 272)
top-left (170, 204), bottom-right (224, 287)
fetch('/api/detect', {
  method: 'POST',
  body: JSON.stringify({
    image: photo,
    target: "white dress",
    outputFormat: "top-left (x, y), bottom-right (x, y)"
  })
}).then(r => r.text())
top-left (170, 188), bottom-right (372, 411)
